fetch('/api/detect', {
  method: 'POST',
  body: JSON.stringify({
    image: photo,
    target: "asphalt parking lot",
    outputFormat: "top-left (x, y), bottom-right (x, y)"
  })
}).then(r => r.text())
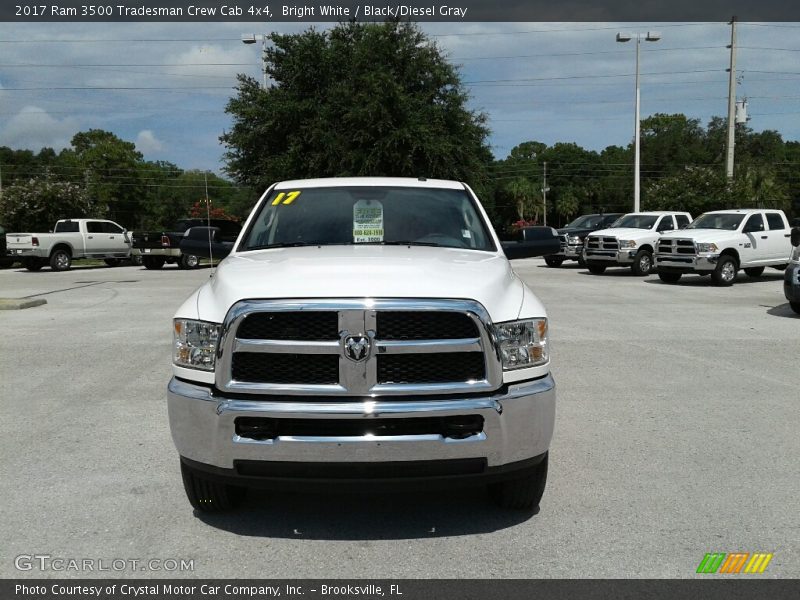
top-left (1, 259), bottom-right (798, 578)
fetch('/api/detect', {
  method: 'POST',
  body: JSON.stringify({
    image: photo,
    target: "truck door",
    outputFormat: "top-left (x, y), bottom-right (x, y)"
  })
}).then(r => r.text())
top-left (102, 221), bottom-right (130, 256)
top-left (764, 212), bottom-right (791, 262)
top-left (84, 221), bottom-right (109, 256)
top-left (741, 213), bottom-right (766, 265)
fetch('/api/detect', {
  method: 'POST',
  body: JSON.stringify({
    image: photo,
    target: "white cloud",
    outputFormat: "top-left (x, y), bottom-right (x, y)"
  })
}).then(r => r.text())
top-left (1, 106), bottom-right (79, 151)
top-left (135, 129), bottom-right (165, 154)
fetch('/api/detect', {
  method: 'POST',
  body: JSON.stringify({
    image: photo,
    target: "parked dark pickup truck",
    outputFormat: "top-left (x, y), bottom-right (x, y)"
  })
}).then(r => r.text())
top-left (0, 225), bottom-right (14, 268)
top-left (543, 212), bottom-right (624, 267)
top-left (132, 219), bottom-right (241, 270)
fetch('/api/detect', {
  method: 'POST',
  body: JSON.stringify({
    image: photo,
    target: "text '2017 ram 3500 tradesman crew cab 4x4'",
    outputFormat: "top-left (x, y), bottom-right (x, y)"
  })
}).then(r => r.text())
top-left (655, 209), bottom-right (793, 286)
top-left (584, 211), bottom-right (692, 276)
top-left (168, 178), bottom-right (559, 512)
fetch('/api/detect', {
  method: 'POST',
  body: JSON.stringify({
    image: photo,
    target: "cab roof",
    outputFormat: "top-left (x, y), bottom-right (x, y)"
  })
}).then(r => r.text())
top-left (274, 177), bottom-right (465, 190)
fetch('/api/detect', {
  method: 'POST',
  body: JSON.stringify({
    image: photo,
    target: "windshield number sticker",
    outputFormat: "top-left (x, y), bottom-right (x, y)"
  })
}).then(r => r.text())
top-left (271, 191), bottom-right (301, 206)
top-left (353, 200), bottom-right (384, 243)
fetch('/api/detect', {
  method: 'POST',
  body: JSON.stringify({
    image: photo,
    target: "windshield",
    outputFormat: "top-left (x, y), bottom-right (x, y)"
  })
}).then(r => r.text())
top-left (566, 215), bottom-right (603, 229)
top-left (610, 214), bottom-right (659, 230)
top-left (240, 186), bottom-right (496, 252)
top-left (687, 213), bottom-right (745, 231)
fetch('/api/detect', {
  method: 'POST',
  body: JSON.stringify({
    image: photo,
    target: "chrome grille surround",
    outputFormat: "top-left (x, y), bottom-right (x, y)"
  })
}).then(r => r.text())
top-left (215, 299), bottom-right (503, 397)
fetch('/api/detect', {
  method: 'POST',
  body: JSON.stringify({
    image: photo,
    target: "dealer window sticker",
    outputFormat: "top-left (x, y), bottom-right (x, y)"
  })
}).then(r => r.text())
top-left (353, 199), bottom-right (384, 243)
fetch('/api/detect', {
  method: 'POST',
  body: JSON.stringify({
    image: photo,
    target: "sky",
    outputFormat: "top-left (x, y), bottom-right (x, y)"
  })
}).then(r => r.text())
top-left (1, 21), bottom-right (799, 175)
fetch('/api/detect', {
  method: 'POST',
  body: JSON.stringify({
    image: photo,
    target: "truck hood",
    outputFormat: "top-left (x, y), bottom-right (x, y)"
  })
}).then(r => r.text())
top-left (659, 229), bottom-right (734, 242)
top-left (589, 227), bottom-right (653, 240)
top-left (191, 245), bottom-right (540, 323)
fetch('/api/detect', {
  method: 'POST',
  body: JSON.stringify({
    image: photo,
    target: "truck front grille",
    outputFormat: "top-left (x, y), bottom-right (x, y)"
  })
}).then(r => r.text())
top-left (231, 353), bottom-right (339, 384)
top-left (376, 311), bottom-right (478, 340)
top-left (658, 239), bottom-right (696, 255)
top-left (237, 312), bottom-right (338, 340)
top-left (586, 236), bottom-right (618, 251)
top-left (377, 352), bottom-right (485, 384)
top-left (217, 299), bottom-right (501, 397)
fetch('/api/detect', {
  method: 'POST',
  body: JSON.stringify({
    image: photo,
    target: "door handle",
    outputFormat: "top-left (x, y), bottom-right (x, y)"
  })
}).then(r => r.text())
top-left (87, 236), bottom-right (94, 239)
top-left (109, 236), bottom-right (115, 239)
top-left (760, 236), bottom-right (768, 239)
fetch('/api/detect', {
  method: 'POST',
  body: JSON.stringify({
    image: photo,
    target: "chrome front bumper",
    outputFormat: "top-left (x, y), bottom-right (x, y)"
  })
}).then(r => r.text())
top-left (654, 253), bottom-right (718, 272)
top-left (552, 244), bottom-right (583, 259)
top-left (585, 249), bottom-right (635, 265)
top-left (168, 375), bottom-right (556, 470)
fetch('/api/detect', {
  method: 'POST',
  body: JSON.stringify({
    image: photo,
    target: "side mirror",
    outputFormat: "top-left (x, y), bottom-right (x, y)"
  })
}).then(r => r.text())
top-left (179, 226), bottom-right (233, 259)
top-left (791, 227), bottom-right (800, 247)
top-left (502, 226), bottom-right (561, 260)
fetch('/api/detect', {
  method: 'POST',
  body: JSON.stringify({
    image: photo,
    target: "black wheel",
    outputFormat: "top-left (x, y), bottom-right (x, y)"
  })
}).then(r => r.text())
top-left (658, 270), bottom-right (682, 283)
top-left (23, 258), bottom-right (44, 272)
top-left (772, 264), bottom-right (788, 271)
top-left (544, 256), bottom-right (564, 268)
top-left (712, 255), bottom-right (737, 286)
top-left (180, 460), bottom-right (245, 512)
top-left (104, 258), bottom-right (121, 267)
top-left (142, 256), bottom-right (166, 270)
top-left (178, 254), bottom-right (200, 269)
top-left (744, 266), bottom-right (765, 278)
top-left (631, 249), bottom-right (653, 276)
top-left (49, 248), bottom-right (72, 271)
top-left (489, 453), bottom-right (548, 511)
top-left (791, 302), bottom-right (800, 315)
top-left (587, 263), bottom-right (606, 275)
top-left (130, 254), bottom-right (143, 266)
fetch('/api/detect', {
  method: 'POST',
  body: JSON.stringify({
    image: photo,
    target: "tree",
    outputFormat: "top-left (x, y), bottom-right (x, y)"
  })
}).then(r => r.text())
top-left (504, 177), bottom-right (541, 222)
top-left (68, 129), bottom-right (145, 228)
top-left (221, 21), bottom-right (492, 191)
top-left (0, 179), bottom-right (99, 232)
top-left (555, 186), bottom-right (580, 221)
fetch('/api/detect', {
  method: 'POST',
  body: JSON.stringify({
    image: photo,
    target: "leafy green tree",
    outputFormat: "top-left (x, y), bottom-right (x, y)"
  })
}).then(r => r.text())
top-left (555, 186), bottom-right (580, 221)
top-left (504, 177), bottom-right (541, 222)
top-left (68, 129), bottom-right (145, 228)
top-left (0, 179), bottom-right (99, 232)
top-left (221, 21), bottom-right (492, 191)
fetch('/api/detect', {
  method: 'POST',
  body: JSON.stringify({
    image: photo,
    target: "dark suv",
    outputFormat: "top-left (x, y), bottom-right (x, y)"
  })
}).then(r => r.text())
top-left (543, 213), bottom-right (624, 267)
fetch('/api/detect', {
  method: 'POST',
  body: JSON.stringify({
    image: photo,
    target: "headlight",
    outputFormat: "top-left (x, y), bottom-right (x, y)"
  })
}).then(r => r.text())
top-left (618, 239), bottom-right (637, 249)
top-left (697, 243), bottom-right (718, 253)
top-left (567, 235), bottom-right (582, 245)
top-left (493, 319), bottom-right (548, 370)
top-left (173, 319), bottom-right (220, 371)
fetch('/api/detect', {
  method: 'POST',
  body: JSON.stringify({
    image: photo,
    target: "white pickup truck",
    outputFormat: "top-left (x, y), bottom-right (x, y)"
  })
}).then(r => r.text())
top-left (168, 177), bottom-right (559, 512)
top-left (584, 211), bottom-right (693, 276)
top-left (654, 209), bottom-right (793, 286)
top-left (6, 219), bottom-right (131, 271)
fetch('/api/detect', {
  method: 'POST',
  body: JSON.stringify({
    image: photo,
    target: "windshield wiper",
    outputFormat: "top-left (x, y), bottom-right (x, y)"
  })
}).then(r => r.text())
top-left (246, 242), bottom-right (319, 250)
top-left (357, 241), bottom-right (445, 247)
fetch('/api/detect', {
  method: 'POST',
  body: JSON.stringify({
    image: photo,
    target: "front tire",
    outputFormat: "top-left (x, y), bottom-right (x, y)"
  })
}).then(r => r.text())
top-left (631, 249), bottom-right (653, 276)
top-left (178, 253), bottom-right (200, 269)
top-left (658, 270), bottom-right (682, 283)
top-left (50, 249), bottom-right (72, 271)
top-left (489, 453), bottom-right (548, 511)
top-left (544, 256), bottom-right (564, 268)
top-left (180, 460), bottom-right (246, 513)
top-left (791, 302), bottom-right (800, 315)
top-left (712, 255), bottom-right (737, 286)
top-left (744, 266), bottom-right (765, 278)
top-left (587, 263), bottom-right (606, 275)
top-left (142, 256), bottom-right (166, 270)
top-left (24, 258), bottom-right (44, 272)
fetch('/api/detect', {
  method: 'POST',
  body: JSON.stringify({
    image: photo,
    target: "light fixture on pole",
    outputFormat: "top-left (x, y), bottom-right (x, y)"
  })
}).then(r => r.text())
top-left (242, 33), bottom-right (268, 89)
top-left (616, 31), bottom-right (661, 213)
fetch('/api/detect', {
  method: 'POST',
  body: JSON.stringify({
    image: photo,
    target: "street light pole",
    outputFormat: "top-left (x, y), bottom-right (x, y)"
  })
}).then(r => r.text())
top-left (242, 33), bottom-right (268, 89)
top-left (617, 31), bottom-right (661, 213)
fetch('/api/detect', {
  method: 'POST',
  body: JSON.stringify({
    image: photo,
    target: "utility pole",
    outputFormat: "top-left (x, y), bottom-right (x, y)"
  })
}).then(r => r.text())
top-left (542, 161), bottom-right (550, 227)
top-left (725, 16), bottom-right (738, 180)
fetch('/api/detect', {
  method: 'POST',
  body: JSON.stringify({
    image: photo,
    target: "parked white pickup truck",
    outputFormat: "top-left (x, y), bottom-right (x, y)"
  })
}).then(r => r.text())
top-left (6, 218), bottom-right (131, 271)
top-left (168, 177), bottom-right (559, 512)
top-left (584, 211), bottom-right (693, 275)
top-left (654, 209), bottom-right (793, 286)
